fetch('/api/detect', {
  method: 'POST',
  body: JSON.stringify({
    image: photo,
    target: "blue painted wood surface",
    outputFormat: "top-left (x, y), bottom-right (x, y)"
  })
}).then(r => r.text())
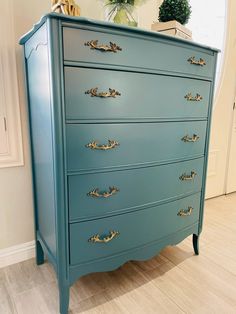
top-left (20, 14), bottom-right (218, 314)
top-left (66, 121), bottom-right (207, 172)
top-left (47, 19), bottom-right (70, 314)
top-left (68, 158), bottom-right (204, 221)
top-left (25, 23), bottom-right (57, 259)
top-left (70, 193), bottom-right (201, 265)
top-left (69, 223), bottom-right (199, 285)
top-left (64, 67), bottom-right (211, 121)
top-left (63, 27), bottom-right (215, 79)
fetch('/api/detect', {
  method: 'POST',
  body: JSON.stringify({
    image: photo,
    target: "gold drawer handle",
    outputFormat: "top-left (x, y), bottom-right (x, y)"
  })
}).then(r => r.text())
top-left (188, 56), bottom-right (206, 66)
top-left (182, 134), bottom-right (200, 143)
top-left (185, 93), bottom-right (203, 101)
top-left (88, 230), bottom-right (120, 243)
top-left (87, 186), bottom-right (119, 198)
top-left (85, 87), bottom-right (121, 98)
top-left (179, 171), bottom-right (197, 181)
top-left (178, 207), bottom-right (193, 217)
top-left (85, 140), bottom-right (119, 150)
top-left (84, 40), bottom-right (122, 53)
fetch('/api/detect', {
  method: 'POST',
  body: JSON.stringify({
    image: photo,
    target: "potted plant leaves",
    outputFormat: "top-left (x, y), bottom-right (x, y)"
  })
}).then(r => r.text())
top-left (152, 0), bottom-right (192, 40)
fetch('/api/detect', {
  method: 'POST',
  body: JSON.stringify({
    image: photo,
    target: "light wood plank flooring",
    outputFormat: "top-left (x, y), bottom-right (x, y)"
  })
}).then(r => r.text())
top-left (1, 193), bottom-right (236, 314)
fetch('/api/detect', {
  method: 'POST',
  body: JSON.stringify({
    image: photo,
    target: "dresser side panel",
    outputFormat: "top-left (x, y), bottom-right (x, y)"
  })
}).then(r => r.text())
top-left (47, 18), bottom-right (70, 284)
top-left (25, 23), bottom-right (57, 259)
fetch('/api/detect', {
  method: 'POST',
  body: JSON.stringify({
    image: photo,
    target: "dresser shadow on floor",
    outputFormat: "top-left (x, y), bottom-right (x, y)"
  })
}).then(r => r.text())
top-left (69, 245), bottom-right (194, 313)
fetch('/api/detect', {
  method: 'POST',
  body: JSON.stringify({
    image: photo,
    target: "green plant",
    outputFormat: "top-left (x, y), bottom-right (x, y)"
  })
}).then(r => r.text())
top-left (158, 0), bottom-right (191, 25)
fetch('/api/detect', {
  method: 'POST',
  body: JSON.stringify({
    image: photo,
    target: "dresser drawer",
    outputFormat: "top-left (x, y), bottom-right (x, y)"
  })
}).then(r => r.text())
top-left (68, 158), bottom-right (204, 221)
top-left (63, 27), bottom-right (215, 79)
top-left (66, 121), bottom-right (207, 172)
top-left (69, 193), bottom-right (201, 265)
top-left (64, 67), bottom-right (211, 121)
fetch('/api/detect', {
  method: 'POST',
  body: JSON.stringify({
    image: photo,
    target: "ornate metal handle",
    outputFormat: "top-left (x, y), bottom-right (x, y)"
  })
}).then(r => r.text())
top-left (184, 93), bottom-right (203, 101)
top-left (85, 140), bottom-right (119, 150)
top-left (87, 186), bottom-right (119, 198)
top-left (85, 88), bottom-right (121, 98)
top-left (178, 207), bottom-right (193, 217)
top-left (188, 56), bottom-right (206, 66)
top-left (182, 134), bottom-right (200, 143)
top-left (88, 230), bottom-right (120, 243)
top-left (85, 40), bottom-right (122, 53)
top-left (179, 171), bottom-right (197, 181)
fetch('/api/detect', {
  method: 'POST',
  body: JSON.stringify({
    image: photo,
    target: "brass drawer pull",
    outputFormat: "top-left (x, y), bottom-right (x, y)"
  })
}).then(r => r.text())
top-left (178, 207), bottom-right (193, 217)
top-left (188, 56), bottom-right (206, 66)
top-left (184, 93), bottom-right (203, 101)
top-left (85, 40), bottom-right (122, 53)
top-left (87, 186), bottom-right (119, 198)
top-left (85, 87), bottom-right (121, 98)
top-left (85, 140), bottom-right (119, 150)
top-left (88, 230), bottom-right (120, 243)
top-left (182, 134), bottom-right (200, 143)
top-left (179, 171), bottom-right (197, 181)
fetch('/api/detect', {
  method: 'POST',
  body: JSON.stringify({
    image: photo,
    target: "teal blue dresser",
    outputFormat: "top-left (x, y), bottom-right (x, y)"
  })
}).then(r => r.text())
top-left (20, 13), bottom-right (218, 314)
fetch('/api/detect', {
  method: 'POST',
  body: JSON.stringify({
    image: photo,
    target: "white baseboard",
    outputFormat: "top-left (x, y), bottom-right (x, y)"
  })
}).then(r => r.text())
top-left (0, 241), bottom-right (35, 268)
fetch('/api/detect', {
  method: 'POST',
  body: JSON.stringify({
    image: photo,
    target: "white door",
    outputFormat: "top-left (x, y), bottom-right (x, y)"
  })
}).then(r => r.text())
top-left (187, 0), bottom-right (233, 198)
top-left (205, 0), bottom-right (236, 198)
top-left (226, 97), bottom-right (236, 193)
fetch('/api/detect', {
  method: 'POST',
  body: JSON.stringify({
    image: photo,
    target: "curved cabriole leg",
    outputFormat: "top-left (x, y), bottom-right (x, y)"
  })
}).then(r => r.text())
top-left (59, 284), bottom-right (70, 314)
top-left (36, 240), bottom-right (44, 265)
top-left (193, 234), bottom-right (199, 255)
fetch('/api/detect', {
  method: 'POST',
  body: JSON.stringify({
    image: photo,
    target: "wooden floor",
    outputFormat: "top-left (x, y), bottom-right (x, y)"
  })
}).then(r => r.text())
top-left (1, 193), bottom-right (236, 314)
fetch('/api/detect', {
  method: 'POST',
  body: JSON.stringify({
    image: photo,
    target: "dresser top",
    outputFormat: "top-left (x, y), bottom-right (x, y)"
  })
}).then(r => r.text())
top-left (19, 13), bottom-right (219, 53)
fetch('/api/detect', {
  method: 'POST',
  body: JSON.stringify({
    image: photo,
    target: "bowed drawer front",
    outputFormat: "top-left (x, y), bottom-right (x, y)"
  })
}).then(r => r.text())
top-left (63, 27), bottom-right (215, 79)
top-left (68, 158), bottom-right (204, 221)
top-left (70, 193), bottom-right (201, 265)
top-left (20, 15), bottom-right (218, 314)
top-left (66, 121), bottom-right (207, 172)
top-left (64, 67), bottom-right (211, 121)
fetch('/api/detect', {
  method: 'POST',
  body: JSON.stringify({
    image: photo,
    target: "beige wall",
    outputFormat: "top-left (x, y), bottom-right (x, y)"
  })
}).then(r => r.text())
top-left (0, 0), bottom-right (161, 250)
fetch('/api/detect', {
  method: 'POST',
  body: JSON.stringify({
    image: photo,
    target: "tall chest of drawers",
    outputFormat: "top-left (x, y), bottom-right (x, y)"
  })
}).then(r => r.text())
top-left (20, 13), bottom-right (218, 314)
